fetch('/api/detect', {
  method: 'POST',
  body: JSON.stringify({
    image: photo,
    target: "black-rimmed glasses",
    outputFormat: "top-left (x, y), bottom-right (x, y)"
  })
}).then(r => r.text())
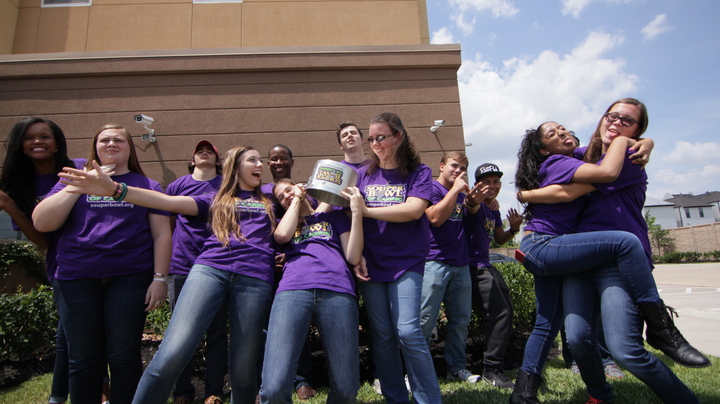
top-left (604, 112), bottom-right (638, 127)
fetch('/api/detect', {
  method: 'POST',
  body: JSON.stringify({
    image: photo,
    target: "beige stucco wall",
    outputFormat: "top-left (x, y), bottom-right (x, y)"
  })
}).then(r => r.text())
top-left (1, 0), bottom-right (20, 54)
top-left (9, 0), bottom-right (429, 54)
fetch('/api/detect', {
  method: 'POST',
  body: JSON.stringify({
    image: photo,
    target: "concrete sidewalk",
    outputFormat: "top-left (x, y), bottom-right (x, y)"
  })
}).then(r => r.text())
top-left (652, 262), bottom-right (720, 358)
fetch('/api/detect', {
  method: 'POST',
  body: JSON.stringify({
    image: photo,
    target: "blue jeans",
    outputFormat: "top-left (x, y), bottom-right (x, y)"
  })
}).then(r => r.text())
top-left (564, 266), bottom-right (700, 404)
top-left (358, 271), bottom-right (442, 404)
top-left (54, 270), bottom-right (151, 404)
top-left (419, 260), bottom-right (472, 372)
top-left (260, 289), bottom-right (359, 404)
top-left (168, 273), bottom-right (228, 399)
top-left (49, 319), bottom-right (69, 403)
top-left (518, 230), bottom-right (661, 376)
top-left (133, 265), bottom-right (273, 404)
top-left (520, 231), bottom-right (660, 304)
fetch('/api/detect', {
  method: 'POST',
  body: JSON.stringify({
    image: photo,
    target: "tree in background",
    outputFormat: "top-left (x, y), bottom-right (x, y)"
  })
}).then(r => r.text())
top-left (645, 211), bottom-right (674, 256)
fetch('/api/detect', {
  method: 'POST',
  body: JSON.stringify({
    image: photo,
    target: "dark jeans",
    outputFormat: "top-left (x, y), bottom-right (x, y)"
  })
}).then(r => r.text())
top-left (470, 265), bottom-right (513, 370)
top-left (49, 319), bottom-right (69, 403)
top-left (169, 274), bottom-right (228, 399)
top-left (54, 270), bottom-right (151, 404)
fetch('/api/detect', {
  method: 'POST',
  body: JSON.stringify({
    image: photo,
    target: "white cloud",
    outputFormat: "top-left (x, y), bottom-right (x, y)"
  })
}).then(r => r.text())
top-left (487, 32), bottom-right (499, 46)
top-left (662, 141), bottom-right (720, 165)
top-left (449, 0), bottom-right (519, 36)
top-left (647, 164), bottom-right (720, 197)
top-left (452, 12), bottom-right (477, 36)
top-left (561, 0), bottom-right (592, 18)
top-left (450, 0), bottom-right (520, 17)
top-left (641, 14), bottom-right (672, 41)
top-left (431, 27), bottom-right (456, 44)
top-left (457, 30), bottom-right (639, 210)
top-left (561, 0), bottom-right (635, 19)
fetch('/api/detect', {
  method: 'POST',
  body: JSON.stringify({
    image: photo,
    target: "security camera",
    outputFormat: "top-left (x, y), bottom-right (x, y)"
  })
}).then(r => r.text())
top-left (134, 114), bottom-right (156, 142)
top-left (134, 114), bottom-right (154, 126)
top-left (434, 120), bottom-right (446, 127)
top-left (430, 126), bottom-right (440, 133)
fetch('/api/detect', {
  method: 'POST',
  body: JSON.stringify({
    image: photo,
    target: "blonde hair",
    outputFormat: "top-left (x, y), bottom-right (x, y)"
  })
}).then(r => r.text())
top-left (210, 145), bottom-right (275, 246)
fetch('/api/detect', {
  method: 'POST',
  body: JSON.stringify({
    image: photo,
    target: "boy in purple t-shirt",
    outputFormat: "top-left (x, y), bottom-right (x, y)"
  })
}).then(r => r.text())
top-left (419, 151), bottom-right (480, 383)
top-left (165, 140), bottom-right (226, 404)
top-left (464, 163), bottom-right (521, 389)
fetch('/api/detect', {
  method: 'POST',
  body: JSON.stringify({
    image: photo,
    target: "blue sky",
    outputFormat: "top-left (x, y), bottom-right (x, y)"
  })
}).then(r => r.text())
top-left (427, 0), bottom-right (720, 212)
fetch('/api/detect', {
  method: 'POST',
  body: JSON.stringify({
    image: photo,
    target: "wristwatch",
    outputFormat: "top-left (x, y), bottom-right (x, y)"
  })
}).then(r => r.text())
top-left (509, 228), bottom-right (519, 235)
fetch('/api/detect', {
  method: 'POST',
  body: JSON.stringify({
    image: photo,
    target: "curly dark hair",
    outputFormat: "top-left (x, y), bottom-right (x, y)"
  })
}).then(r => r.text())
top-left (515, 123), bottom-right (551, 191)
top-left (0, 117), bottom-right (74, 216)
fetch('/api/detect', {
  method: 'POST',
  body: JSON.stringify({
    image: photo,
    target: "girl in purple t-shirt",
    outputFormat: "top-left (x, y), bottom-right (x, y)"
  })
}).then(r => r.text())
top-left (56, 145), bottom-right (277, 404)
top-left (519, 99), bottom-right (704, 403)
top-left (259, 178), bottom-right (363, 403)
top-left (0, 117), bottom-right (94, 404)
top-left (353, 112), bottom-right (441, 404)
top-left (34, 124), bottom-right (172, 404)
top-left (510, 117), bottom-right (703, 403)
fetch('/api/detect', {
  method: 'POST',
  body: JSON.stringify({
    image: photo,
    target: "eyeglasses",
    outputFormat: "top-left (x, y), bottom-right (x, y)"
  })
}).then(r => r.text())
top-left (604, 112), bottom-right (638, 127)
top-left (367, 134), bottom-right (396, 143)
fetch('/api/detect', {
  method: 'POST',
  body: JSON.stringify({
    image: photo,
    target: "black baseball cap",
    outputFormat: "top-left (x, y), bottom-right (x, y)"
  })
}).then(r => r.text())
top-left (474, 163), bottom-right (503, 182)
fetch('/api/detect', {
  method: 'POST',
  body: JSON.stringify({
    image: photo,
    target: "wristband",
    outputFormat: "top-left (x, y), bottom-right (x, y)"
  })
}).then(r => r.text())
top-left (112, 182), bottom-right (128, 202)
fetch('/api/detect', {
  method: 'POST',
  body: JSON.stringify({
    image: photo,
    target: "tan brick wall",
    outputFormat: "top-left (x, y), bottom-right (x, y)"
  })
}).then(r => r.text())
top-left (666, 223), bottom-right (720, 253)
top-left (0, 45), bottom-right (464, 187)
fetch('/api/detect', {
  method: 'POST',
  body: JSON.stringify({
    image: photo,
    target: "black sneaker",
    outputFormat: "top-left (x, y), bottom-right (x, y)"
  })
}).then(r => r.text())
top-left (482, 368), bottom-right (514, 389)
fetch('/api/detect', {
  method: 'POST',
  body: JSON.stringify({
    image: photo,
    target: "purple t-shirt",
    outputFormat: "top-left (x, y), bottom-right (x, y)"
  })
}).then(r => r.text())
top-left (465, 203), bottom-right (503, 268)
top-left (340, 159), bottom-right (370, 170)
top-left (166, 174), bottom-right (222, 275)
top-left (49, 171), bottom-right (169, 280)
top-left (426, 180), bottom-right (469, 266)
top-left (356, 164), bottom-right (433, 281)
top-left (524, 154), bottom-right (587, 236)
top-left (29, 158), bottom-right (87, 280)
top-left (192, 191), bottom-right (276, 284)
top-left (276, 210), bottom-right (355, 296)
top-left (578, 149), bottom-right (653, 266)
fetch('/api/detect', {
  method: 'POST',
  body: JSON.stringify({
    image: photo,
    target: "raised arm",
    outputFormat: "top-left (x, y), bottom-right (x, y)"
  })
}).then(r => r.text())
top-left (363, 196), bottom-right (430, 222)
top-left (425, 177), bottom-right (470, 227)
top-left (520, 183), bottom-right (596, 204)
top-left (629, 137), bottom-right (654, 168)
top-left (32, 186), bottom-right (83, 232)
top-left (340, 187), bottom-right (364, 266)
top-left (572, 136), bottom-right (636, 183)
top-left (274, 186), bottom-right (305, 245)
top-left (57, 161), bottom-right (199, 216)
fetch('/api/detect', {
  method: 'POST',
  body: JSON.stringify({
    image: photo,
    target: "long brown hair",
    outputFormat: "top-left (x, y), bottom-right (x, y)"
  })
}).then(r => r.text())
top-left (85, 124), bottom-right (145, 176)
top-left (210, 145), bottom-right (275, 246)
top-left (584, 98), bottom-right (649, 164)
top-left (367, 112), bottom-right (421, 178)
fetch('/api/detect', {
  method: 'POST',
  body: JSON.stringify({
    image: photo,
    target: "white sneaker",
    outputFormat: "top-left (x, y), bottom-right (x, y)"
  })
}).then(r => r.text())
top-left (447, 369), bottom-right (480, 383)
top-left (372, 378), bottom-right (382, 395)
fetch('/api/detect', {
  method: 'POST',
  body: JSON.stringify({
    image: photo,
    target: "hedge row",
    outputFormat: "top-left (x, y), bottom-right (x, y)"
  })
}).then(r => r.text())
top-left (653, 250), bottom-right (720, 263)
top-left (1, 262), bottom-right (539, 369)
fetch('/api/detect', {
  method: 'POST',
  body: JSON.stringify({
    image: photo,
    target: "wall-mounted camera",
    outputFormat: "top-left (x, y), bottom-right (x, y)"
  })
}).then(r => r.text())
top-left (434, 120), bottom-right (446, 127)
top-left (134, 114), bottom-right (154, 126)
top-left (133, 114), bottom-right (156, 142)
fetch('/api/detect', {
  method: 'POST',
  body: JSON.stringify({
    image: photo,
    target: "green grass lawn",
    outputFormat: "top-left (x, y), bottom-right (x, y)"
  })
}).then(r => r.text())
top-left (2, 349), bottom-right (718, 404)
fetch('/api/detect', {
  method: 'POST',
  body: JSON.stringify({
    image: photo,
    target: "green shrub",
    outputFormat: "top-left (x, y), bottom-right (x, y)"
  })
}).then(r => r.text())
top-left (683, 251), bottom-right (701, 262)
top-left (0, 285), bottom-right (57, 362)
top-left (652, 254), bottom-right (665, 264)
top-left (145, 303), bottom-right (172, 335)
top-left (0, 242), bottom-right (47, 285)
top-left (663, 252), bottom-right (684, 263)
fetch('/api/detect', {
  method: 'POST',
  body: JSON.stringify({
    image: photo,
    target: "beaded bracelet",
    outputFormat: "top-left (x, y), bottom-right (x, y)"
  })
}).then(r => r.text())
top-left (112, 182), bottom-right (128, 202)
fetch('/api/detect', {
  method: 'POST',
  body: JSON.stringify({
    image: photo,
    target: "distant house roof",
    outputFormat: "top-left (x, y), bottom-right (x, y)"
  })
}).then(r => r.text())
top-left (645, 196), bottom-right (675, 207)
top-left (664, 191), bottom-right (720, 208)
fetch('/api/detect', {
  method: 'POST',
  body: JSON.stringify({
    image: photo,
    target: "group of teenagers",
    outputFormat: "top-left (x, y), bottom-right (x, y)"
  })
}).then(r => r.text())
top-left (0, 100), bottom-right (709, 404)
